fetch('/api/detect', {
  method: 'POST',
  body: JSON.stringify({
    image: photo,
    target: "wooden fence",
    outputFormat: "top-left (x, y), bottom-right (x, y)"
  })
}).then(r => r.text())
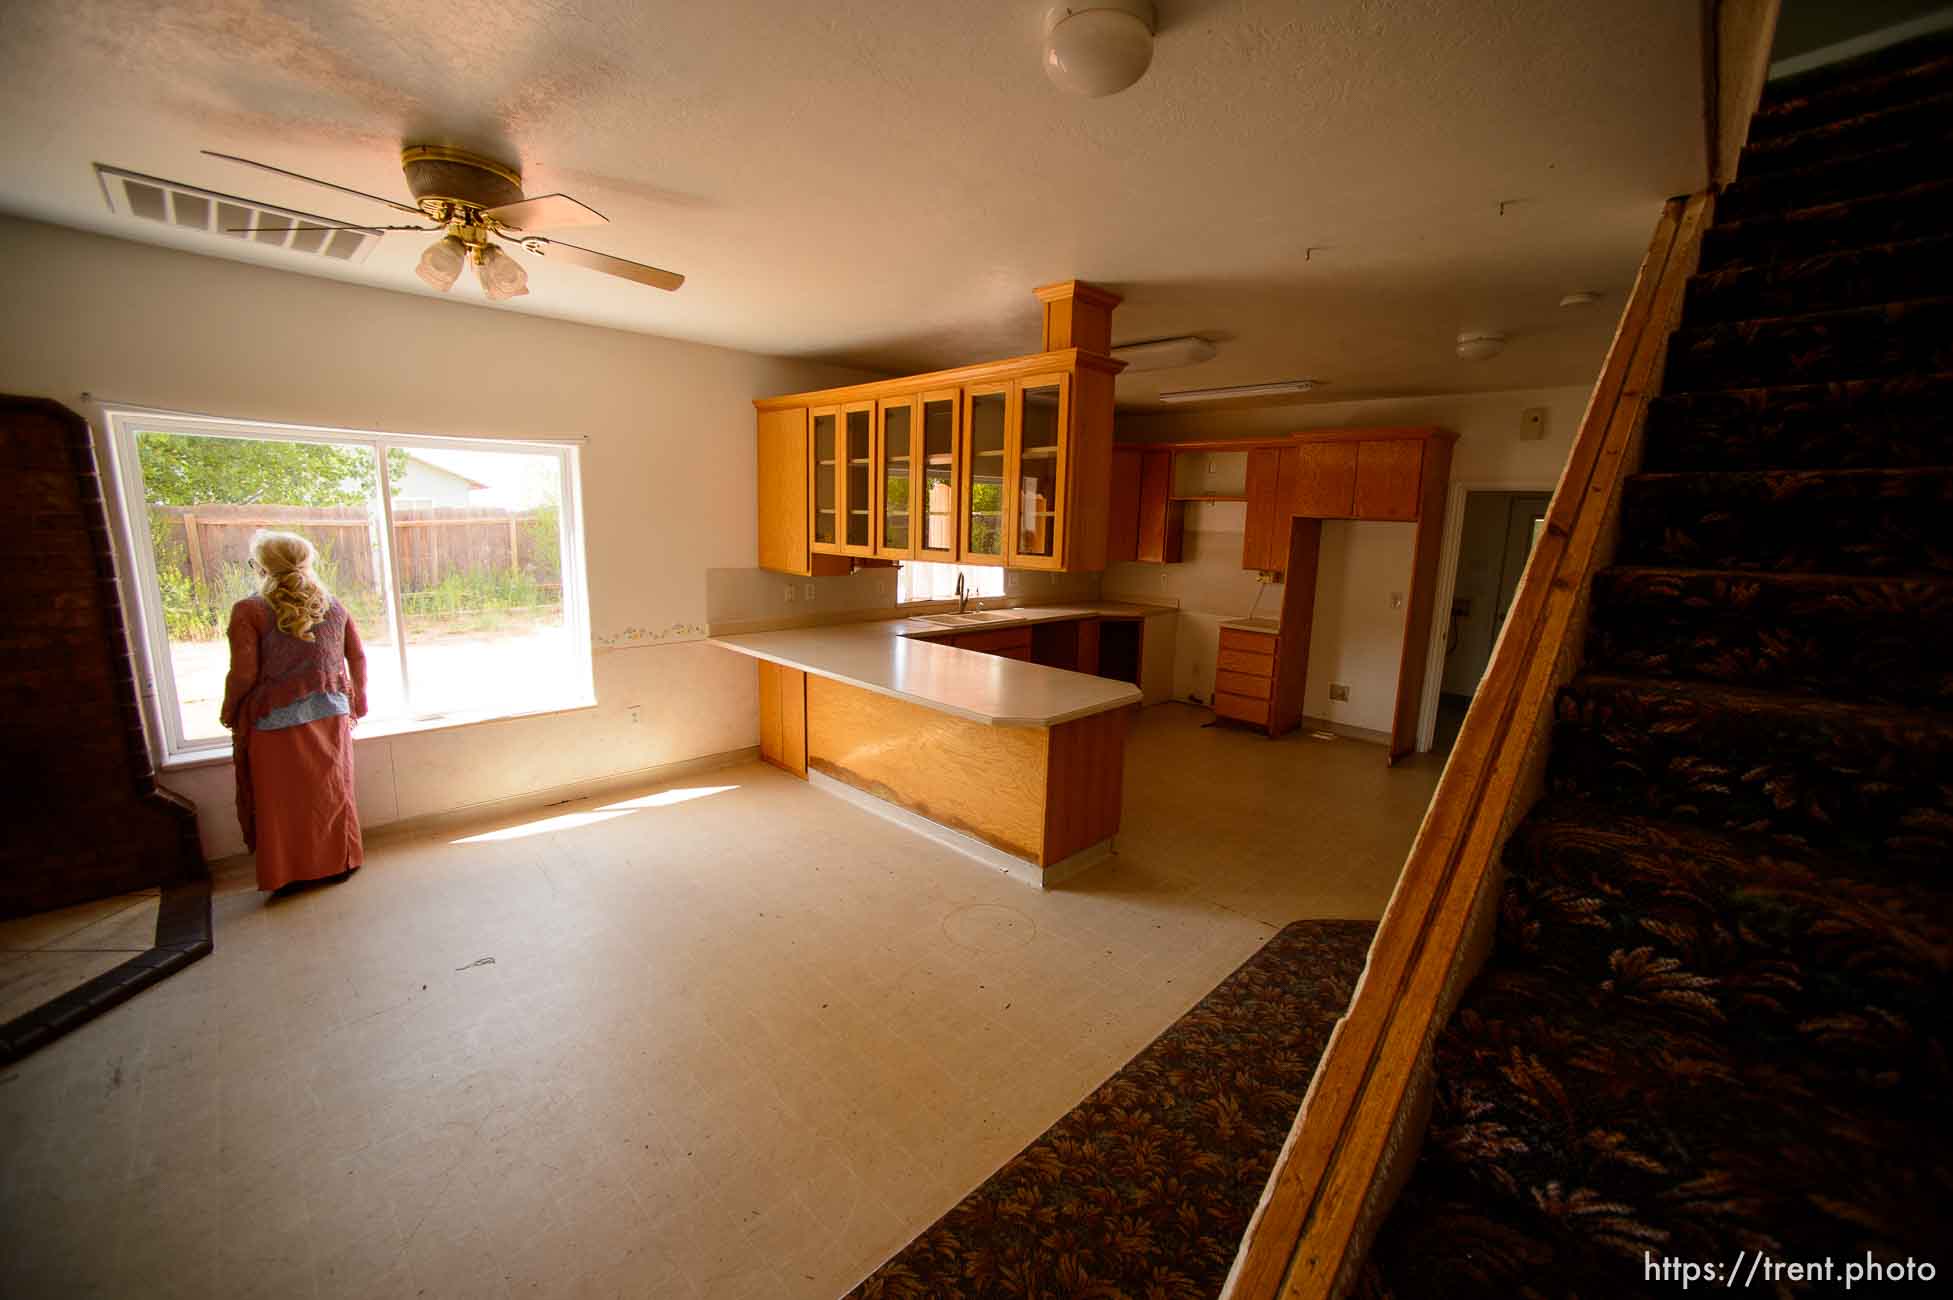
top-left (153, 503), bottom-right (546, 592)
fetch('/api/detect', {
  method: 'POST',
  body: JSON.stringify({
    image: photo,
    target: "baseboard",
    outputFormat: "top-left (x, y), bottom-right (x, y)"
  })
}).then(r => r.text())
top-left (1300, 715), bottom-right (1391, 746)
top-left (209, 745), bottom-right (761, 873)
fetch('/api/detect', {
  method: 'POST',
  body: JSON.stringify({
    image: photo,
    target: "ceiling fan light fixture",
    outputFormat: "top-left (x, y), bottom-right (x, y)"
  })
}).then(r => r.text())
top-left (477, 243), bottom-right (529, 302)
top-left (1043, 2), bottom-right (1155, 97)
top-left (416, 234), bottom-right (468, 292)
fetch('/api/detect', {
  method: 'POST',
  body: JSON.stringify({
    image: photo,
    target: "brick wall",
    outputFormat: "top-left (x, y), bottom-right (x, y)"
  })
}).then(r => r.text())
top-left (0, 396), bottom-right (203, 918)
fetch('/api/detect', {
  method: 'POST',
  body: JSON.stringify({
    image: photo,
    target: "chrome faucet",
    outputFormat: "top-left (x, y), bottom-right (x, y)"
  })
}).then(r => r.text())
top-left (955, 572), bottom-right (970, 614)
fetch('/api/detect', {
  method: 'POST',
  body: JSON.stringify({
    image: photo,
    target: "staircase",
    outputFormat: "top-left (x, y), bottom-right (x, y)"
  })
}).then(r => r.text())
top-left (1357, 36), bottom-right (1953, 1296)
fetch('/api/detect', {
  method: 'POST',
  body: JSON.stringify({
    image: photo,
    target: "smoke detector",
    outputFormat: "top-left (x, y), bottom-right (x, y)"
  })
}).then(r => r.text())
top-left (1456, 332), bottom-right (1507, 361)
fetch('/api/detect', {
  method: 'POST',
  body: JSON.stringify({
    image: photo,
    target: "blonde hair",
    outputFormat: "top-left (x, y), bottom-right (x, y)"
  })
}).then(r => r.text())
top-left (251, 530), bottom-right (331, 641)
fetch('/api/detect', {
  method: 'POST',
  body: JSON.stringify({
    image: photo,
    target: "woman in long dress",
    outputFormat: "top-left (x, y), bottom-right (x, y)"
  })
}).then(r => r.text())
top-left (219, 530), bottom-right (368, 893)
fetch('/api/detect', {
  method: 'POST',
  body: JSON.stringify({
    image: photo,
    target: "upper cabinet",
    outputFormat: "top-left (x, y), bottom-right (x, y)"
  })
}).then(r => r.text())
top-left (1352, 438), bottom-right (1423, 521)
top-left (1291, 441), bottom-right (1357, 518)
top-left (754, 281), bottom-right (1125, 576)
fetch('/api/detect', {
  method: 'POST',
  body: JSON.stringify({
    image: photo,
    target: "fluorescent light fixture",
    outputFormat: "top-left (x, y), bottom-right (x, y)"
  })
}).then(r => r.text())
top-left (1158, 380), bottom-right (1323, 404)
top-left (1111, 335), bottom-right (1219, 372)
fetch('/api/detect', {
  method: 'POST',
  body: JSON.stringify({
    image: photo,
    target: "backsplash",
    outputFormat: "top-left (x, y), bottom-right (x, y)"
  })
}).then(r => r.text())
top-left (706, 564), bottom-right (1102, 628)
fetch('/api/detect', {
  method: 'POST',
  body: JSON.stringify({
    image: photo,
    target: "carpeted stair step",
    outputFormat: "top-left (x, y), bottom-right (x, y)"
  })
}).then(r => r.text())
top-left (1749, 41), bottom-right (1953, 142)
top-left (1738, 90), bottom-right (1953, 178)
top-left (1549, 673), bottom-right (1953, 866)
top-left (1698, 179), bottom-right (1953, 274)
top-left (1663, 297), bottom-right (1953, 393)
top-left (1587, 566), bottom-right (1953, 706)
top-left (1716, 129), bottom-right (1953, 225)
top-left (1685, 235), bottom-right (1953, 327)
top-left (1497, 802), bottom-right (1953, 1096)
top-left (1352, 965), bottom-right (1943, 1300)
top-left (1617, 466), bottom-right (1953, 576)
top-left (1641, 374), bottom-right (1953, 472)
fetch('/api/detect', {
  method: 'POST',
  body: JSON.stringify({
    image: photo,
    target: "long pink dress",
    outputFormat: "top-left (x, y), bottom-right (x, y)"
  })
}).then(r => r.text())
top-left (220, 595), bottom-right (368, 891)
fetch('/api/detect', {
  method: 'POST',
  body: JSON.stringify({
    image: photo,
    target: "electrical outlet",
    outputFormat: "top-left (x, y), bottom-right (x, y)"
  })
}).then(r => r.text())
top-left (783, 585), bottom-right (795, 603)
top-left (803, 582), bottom-right (816, 600)
top-left (627, 705), bottom-right (642, 724)
top-left (1329, 683), bottom-right (1351, 702)
top-left (1389, 591), bottom-right (1405, 610)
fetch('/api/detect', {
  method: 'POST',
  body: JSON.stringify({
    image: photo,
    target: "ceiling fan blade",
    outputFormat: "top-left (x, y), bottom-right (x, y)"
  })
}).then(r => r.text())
top-left (225, 222), bottom-right (434, 233)
top-left (201, 150), bottom-right (425, 217)
top-left (484, 193), bottom-right (607, 231)
top-left (517, 235), bottom-right (684, 292)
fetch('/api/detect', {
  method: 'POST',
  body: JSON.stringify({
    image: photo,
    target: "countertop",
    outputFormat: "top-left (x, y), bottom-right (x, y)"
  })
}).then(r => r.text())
top-left (712, 602), bottom-right (1162, 726)
top-left (1218, 617), bottom-right (1281, 634)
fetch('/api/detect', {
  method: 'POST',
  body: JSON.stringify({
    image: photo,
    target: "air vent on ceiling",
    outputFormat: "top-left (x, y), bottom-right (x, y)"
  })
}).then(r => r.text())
top-left (94, 164), bottom-right (380, 263)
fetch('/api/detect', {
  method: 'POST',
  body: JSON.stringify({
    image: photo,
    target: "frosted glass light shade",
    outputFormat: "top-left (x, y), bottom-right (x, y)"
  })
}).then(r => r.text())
top-left (477, 244), bottom-right (529, 302)
top-left (1043, 3), bottom-right (1155, 97)
top-left (415, 234), bottom-right (468, 292)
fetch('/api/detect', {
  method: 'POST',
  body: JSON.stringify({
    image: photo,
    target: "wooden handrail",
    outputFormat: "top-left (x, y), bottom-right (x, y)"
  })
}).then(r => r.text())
top-left (1221, 189), bottom-right (1715, 1300)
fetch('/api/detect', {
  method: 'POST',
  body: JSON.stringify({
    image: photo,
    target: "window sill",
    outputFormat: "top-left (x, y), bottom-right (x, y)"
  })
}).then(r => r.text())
top-left (157, 697), bottom-right (599, 773)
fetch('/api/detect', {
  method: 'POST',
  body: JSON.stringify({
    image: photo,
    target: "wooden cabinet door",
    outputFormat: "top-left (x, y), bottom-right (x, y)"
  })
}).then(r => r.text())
top-left (874, 395), bottom-right (918, 559)
top-left (840, 400), bottom-right (877, 554)
top-left (1291, 442), bottom-right (1357, 518)
top-left (1007, 371), bottom-right (1069, 569)
top-left (1135, 449), bottom-right (1183, 563)
top-left (1354, 439), bottom-right (1424, 521)
top-left (961, 383), bottom-right (1012, 565)
top-left (809, 405), bottom-right (842, 552)
top-left (1106, 447), bottom-right (1141, 564)
top-left (917, 388), bottom-right (961, 560)
top-left (1242, 446), bottom-right (1283, 571)
top-left (758, 406), bottom-right (810, 575)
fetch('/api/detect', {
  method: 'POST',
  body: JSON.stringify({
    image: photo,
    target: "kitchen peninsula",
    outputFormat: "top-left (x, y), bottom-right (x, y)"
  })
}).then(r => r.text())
top-left (713, 604), bottom-right (1156, 885)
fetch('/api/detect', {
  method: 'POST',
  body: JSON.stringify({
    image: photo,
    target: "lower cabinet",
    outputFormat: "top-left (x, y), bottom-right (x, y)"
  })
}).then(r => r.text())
top-left (952, 627), bottom-right (1033, 660)
top-left (1213, 623), bottom-right (1305, 737)
top-left (757, 660), bottom-right (808, 776)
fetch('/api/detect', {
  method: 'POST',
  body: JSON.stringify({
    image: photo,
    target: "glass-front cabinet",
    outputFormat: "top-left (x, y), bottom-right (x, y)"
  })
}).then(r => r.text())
top-left (842, 400), bottom-right (875, 555)
top-left (1009, 372), bottom-right (1069, 569)
top-left (875, 395), bottom-right (916, 558)
top-left (918, 388), bottom-right (960, 561)
top-left (809, 406), bottom-right (839, 551)
top-left (961, 383), bottom-right (1012, 565)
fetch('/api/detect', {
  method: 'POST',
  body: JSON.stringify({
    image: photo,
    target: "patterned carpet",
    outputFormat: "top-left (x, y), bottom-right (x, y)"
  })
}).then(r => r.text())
top-left (1358, 34), bottom-right (1953, 1298)
top-left (847, 919), bottom-right (1375, 1299)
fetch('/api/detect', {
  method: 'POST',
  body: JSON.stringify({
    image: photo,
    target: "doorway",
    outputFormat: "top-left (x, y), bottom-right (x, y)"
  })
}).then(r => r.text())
top-left (1433, 490), bottom-right (1551, 754)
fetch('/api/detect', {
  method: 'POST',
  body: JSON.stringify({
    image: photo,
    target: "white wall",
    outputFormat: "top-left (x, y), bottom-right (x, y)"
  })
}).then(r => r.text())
top-left (0, 216), bottom-right (876, 857)
top-left (1107, 385), bottom-right (1594, 737)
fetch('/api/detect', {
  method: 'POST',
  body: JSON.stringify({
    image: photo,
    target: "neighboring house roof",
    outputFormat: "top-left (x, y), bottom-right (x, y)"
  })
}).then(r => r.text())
top-left (401, 452), bottom-right (488, 491)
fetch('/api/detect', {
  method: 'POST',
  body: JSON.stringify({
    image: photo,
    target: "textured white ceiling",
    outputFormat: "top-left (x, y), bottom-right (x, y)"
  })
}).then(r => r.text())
top-left (0, 0), bottom-right (1705, 406)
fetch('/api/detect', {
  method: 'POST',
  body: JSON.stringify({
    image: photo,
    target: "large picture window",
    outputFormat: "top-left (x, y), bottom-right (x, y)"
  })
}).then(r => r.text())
top-left (104, 408), bottom-right (592, 762)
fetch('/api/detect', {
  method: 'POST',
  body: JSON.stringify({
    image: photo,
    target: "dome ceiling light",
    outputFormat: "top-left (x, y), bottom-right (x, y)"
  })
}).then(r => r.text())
top-left (1043, 2), bottom-right (1156, 97)
top-left (1456, 332), bottom-right (1507, 361)
top-left (1559, 290), bottom-right (1604, 307)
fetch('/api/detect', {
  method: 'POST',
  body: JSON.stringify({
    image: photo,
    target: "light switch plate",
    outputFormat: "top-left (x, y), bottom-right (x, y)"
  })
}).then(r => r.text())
top-left (1389, 591), bottom-right (1405, 609)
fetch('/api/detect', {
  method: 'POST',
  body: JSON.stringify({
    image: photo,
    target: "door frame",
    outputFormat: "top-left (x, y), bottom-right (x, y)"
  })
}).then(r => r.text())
top-left (1414, 478), bottom-right (1559, 754)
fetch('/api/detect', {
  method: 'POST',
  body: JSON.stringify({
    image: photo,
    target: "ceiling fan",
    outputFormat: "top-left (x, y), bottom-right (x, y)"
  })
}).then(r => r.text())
top-left (202, 145), bottom-right (684, 301)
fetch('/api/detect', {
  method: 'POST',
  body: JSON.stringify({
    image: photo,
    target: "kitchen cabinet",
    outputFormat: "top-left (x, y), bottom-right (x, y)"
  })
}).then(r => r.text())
top-left (1291, 441), bottom-right (1357, 518)
top-left (875, 395), bottom-right (917, 558)
top-left (756, 660), bottom-right (808, 776)
top-left (1135, 449), bottom-right (1183, 564)
top-left (952, 626), bottom-right (1032, 660)
top-left (1354, 439), bottom-right (1424, 521)
top-left (755, 280), bottom-right (1125, 576)
top-left (757, 406), bottom-right (849, 577)
top-left (1243, 446), bottom-right (1305, 573)
top-left (1107, 447), bottom-right (1142, 563)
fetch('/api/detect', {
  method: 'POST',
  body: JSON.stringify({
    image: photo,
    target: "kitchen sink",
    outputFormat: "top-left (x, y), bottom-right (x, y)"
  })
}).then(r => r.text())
top-left (920, 611), bottom-right (1023, 626)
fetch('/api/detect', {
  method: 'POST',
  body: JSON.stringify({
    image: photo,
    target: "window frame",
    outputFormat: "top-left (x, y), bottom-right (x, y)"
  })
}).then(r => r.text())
top-left (894, 560), bottom-right (1006, 606)
top-left (101, 405), bottom-right (594, 765)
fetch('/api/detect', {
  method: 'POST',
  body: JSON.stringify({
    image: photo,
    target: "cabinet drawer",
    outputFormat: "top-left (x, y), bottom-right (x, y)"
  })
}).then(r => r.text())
top-left (1213, 691), bottom-right (1271, 725)
top-left (1219, 626), bottom-right (1278, 653)
top-left (1214, 670), bottom-right (1272, 700)
top-left (1217, 647), bottom-right (1276, 676)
